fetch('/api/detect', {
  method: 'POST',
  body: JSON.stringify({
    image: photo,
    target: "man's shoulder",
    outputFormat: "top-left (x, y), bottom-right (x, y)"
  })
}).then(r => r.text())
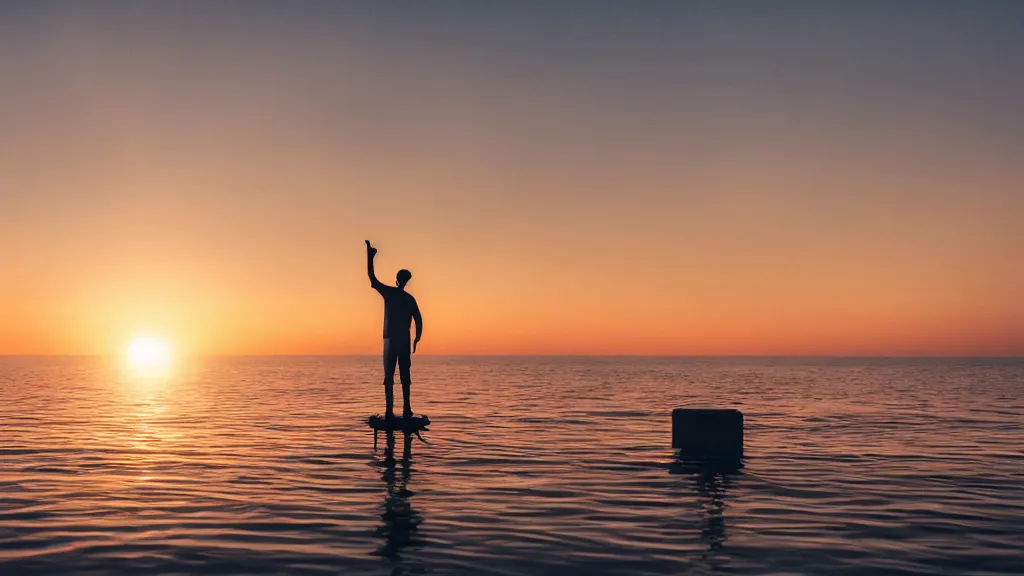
top-left (397, 291), bottom-right (417, 308)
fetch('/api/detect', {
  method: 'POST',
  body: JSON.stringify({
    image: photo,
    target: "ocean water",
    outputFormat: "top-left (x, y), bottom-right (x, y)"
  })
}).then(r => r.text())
top-left (1, 356), bottom-right (1022, 576)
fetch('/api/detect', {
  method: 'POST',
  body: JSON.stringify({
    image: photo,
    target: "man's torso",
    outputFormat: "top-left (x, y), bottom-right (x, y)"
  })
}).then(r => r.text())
top-left (379, 286), bottom-right (416, 340)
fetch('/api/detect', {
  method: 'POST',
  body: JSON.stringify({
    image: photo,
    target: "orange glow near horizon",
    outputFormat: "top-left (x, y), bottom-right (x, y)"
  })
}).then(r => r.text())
top-left (1, 5), bottom-right (1022, 357)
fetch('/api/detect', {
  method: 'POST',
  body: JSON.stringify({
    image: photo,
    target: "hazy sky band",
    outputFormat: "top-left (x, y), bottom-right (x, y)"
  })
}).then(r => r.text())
top-left (2, 2), bottom-right (1022, 355)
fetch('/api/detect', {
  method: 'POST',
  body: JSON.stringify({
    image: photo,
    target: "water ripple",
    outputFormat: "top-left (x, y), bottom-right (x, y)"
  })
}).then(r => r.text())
top-left (1, 356), bottom-right (1022, 575)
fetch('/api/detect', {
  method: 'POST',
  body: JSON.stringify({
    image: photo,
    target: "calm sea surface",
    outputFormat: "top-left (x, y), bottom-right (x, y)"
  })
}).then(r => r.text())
top-left (1, 356), bottom-right (1022, 575)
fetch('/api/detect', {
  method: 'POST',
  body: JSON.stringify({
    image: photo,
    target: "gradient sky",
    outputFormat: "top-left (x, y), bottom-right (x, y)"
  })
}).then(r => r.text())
top-left (2, 1), bottom-right (1022, 356)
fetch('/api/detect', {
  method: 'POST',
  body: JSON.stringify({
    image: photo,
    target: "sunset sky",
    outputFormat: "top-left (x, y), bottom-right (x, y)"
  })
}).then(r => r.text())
top-left (2, 2), bottom-right (1022, 356)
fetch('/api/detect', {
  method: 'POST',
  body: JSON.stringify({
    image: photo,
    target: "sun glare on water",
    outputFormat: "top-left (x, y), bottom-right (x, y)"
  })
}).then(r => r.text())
top-left (126, 336), bottom-right (175, 377)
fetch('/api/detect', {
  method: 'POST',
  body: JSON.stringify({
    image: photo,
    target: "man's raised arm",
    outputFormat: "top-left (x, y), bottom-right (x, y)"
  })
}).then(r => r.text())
top-left (366, 240), bottom-right (384, 290)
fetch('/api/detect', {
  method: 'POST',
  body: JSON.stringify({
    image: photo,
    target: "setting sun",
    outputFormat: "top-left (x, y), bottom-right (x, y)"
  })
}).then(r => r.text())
top-left (126, 336), bottom-right (174, 376)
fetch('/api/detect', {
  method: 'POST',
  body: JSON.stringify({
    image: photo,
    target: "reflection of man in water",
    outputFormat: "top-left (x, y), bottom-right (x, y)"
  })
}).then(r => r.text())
top-left (374, 430), bottom-right (422, 561)
top-left (366, 240), bottom-right (423, 419)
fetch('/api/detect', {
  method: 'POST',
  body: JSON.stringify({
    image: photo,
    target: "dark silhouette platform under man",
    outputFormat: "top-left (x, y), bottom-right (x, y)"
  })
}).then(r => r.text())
top-left (366, 240), bottom-right (422, 420)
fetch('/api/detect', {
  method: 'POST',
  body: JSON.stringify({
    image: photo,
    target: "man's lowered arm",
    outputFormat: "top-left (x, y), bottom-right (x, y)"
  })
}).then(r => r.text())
top-left (413, 300), bottom-right (423, 353)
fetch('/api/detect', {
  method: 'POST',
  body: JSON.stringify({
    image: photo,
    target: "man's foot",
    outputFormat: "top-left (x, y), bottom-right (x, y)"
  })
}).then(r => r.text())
top-left (403, 409), bottom-right (414, 419)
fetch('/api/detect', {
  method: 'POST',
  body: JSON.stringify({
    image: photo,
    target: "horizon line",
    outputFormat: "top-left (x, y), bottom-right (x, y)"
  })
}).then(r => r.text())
top-left (2, 353), bottom-right (1022, 360)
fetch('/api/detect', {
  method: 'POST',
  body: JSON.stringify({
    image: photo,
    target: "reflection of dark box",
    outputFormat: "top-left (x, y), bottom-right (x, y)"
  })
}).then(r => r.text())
top-left (672, 408), bottom-right (744, 459)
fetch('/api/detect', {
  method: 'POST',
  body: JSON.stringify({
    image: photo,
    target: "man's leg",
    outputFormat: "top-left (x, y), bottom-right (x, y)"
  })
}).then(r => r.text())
top-left (398, 342), bottom-right (412, 418)
top-left (383, 339), bottom-right (398, 418)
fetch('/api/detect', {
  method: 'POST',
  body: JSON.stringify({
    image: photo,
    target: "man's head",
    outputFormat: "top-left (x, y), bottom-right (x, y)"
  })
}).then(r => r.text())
top-left (396, 269), bottom-right (412, 288)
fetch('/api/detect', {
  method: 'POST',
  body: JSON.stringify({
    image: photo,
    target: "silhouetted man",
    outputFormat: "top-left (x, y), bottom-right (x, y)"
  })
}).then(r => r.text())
top-left (366, 240), bottom-right (422, 420)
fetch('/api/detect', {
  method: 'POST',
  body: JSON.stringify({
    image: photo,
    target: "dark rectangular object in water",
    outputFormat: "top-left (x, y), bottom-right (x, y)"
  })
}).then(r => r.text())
top-left (672, 408), bottom-right (743, 458)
